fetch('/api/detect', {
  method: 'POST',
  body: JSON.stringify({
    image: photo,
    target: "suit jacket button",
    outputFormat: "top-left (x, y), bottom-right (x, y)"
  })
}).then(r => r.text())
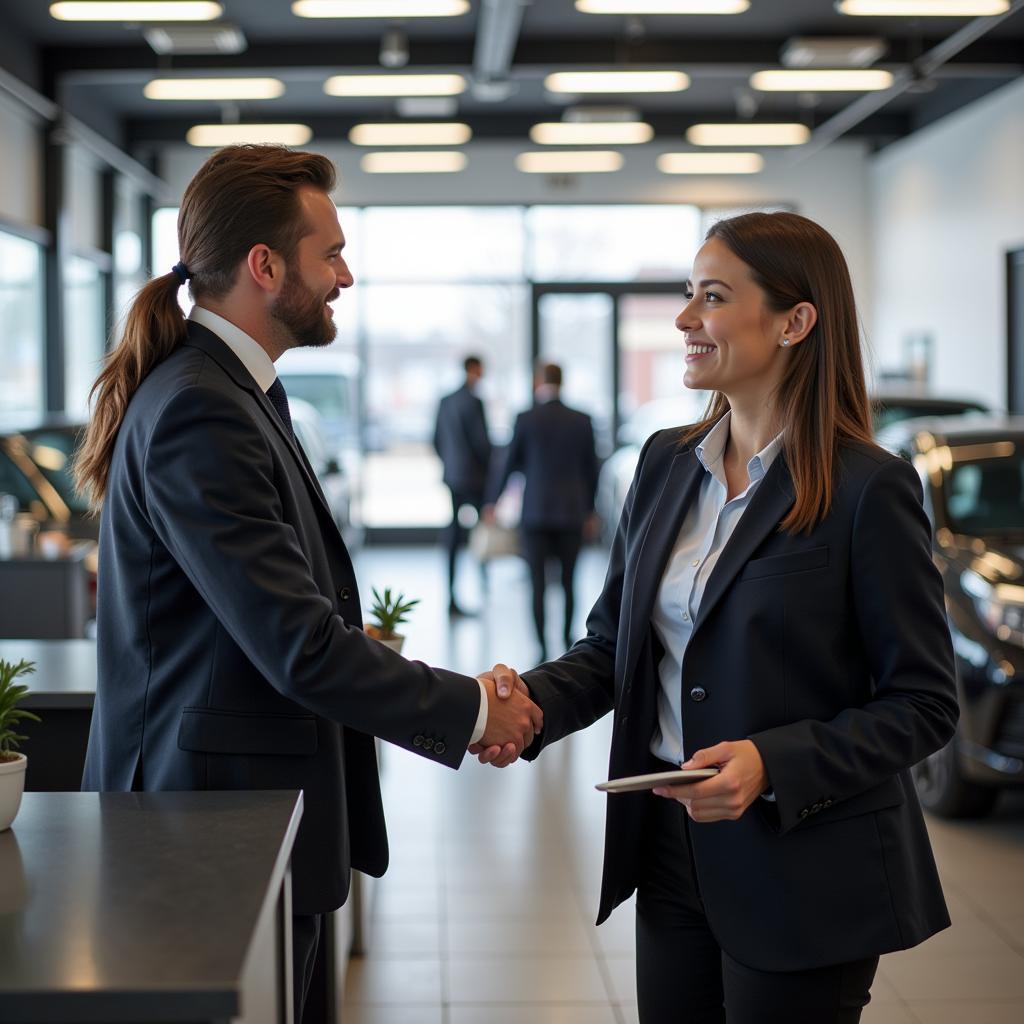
top-left (823, 798), bottom-right (833, 808)
top-left (799, 808), bottom-right (810, 819)
top-left (434, 741), bottom-right (446, 755)
top-left (423, 738), bottom-right (434, 750)
top-left (811, 802), bottom-right (822, 813)
top-left (338, 587), bottom-right (352, 601)
top-left (620, 715), bottom-right (629, 727)
top-left (413, 735), bottom-right (424, 747)
top-left (689, 686), bottom-right (707, 702)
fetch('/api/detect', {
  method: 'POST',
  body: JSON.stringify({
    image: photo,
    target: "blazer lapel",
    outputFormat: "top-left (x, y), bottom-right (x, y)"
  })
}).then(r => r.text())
top-left (621, 449), bottom-right (705, 684)
top-left (184, 325), bottom-right (336, 522)
top-left (692, 455), bottom-right (795, 634)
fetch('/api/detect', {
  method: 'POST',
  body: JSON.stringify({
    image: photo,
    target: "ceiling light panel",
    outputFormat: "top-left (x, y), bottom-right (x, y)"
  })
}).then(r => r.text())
top-left (515, 151), bottom-right (625, 173)
top-left (186, 124), bottom-right (312, 147)
top-left (325, 74), bottom-right (466, 97)
top-left (545, 71), bottom-right (689, 94)
top-left (576, 1), bottom-right (749, 12)
top-left (750, 69), bottom-right (894, 91)
top-left (293, 0), bottom-right (469, 16)
top-left (657, 152), bottom-right (764, 174)
top-left (687, 123), bottom-right (810, 146)
top-left (145, 78), bottom-right (285, 101)
top-left (349, 123), bottom-right (472, 146)
top-left (50, 1), bottom-right (222, 19)
top-left (780, 37), bottom-right (887, 69)
top-left (360, 151), bottom-right (468, 173)
top-left (837, 1), bottom-right (1008, 15)
top-left (530, 122), bottom-right (654, 145)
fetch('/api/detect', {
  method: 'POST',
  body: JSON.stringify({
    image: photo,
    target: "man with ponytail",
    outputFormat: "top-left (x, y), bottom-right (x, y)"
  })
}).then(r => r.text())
top-left (76, 145), bottom-right (541, 1022)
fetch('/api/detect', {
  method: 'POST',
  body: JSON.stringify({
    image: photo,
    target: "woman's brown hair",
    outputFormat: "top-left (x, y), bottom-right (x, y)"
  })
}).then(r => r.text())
top-left (74, 144), bottom-right (336, 507)
top-left (682, 211), bottom-right (874, 534)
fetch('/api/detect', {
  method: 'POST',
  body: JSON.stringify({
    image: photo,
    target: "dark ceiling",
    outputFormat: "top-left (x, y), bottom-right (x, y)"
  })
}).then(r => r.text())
top-left (4, 0), bottom-right (1023, 155)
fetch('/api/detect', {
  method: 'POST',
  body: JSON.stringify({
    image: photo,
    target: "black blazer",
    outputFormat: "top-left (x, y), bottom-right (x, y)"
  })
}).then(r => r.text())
top-left (521, 425), bottom-right (958, 971)
top-left (82, 324), bottom-right (481, 915)
top-left (492, 399), bottom-right (599, 530)
top-left (433, 384), bottom-right (492, 497)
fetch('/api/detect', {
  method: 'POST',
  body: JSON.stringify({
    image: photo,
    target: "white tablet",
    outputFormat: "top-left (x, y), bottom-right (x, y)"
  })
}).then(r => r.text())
top-left (596, 768), bottom-right (720, 794)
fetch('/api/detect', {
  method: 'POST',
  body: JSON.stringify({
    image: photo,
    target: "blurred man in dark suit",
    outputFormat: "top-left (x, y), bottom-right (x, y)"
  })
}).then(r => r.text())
top-left (434, 355), bottom-right (492, 616)
top-left (487, 363), bottom-right (599, 660)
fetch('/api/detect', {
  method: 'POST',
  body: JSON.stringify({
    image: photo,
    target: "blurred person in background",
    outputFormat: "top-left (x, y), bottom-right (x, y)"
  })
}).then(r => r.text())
top-left (486, 362), bottom-right (599, 661)
top-left (434, 354), bottom-right (492, 616)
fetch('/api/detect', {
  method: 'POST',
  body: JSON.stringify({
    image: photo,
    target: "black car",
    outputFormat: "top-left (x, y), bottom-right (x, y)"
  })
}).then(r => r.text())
top-left (870, 392), bottom-right (990, 433)
top-left (878, 415), bottom-right (1024, 817)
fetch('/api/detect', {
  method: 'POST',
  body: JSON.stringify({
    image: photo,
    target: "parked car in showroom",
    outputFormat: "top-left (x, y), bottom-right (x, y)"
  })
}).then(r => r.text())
top-left (877, 415), bottom-right (1024, 817)
top-left (870, 391), bottom-right (990, 433)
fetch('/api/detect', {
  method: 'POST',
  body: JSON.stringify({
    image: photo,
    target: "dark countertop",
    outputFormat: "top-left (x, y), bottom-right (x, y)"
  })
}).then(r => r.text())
top-left (0, 639), bottom-right (96, 708)
top-left (0, 790), bottom-right (303, 1022)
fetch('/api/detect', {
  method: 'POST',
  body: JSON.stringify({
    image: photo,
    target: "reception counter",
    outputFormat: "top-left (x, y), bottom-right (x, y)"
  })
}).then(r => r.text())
top-left (0, 790), bottom-right (302, 1024)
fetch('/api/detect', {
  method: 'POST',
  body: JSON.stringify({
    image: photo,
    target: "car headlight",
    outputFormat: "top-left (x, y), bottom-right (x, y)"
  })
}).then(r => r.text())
top-left (961, 570), bottom-right (1024, 647)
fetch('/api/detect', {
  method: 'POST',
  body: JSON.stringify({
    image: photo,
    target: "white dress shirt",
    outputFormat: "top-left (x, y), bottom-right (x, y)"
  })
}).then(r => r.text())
top-left (650, 412), bottom-right (784, 764)
top-left (188, 306), bottom-right (490, 745)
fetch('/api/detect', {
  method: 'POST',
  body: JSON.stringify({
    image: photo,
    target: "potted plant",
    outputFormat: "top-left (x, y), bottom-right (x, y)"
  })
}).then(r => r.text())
top-left (0, 659), bottom-right (40, 831)
top-left (364, 587), bottom-right (419, 655)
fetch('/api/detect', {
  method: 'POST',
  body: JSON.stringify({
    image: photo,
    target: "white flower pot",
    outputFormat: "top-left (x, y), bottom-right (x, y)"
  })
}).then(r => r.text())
top-left (0, 753), bottom-right (27, 831)
top-left (381, 636), bottom-right (405, 655)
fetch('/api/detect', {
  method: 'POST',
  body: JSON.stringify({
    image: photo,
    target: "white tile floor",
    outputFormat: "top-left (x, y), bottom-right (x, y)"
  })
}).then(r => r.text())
top-left (344, 546), bottom-right (1024, 1023)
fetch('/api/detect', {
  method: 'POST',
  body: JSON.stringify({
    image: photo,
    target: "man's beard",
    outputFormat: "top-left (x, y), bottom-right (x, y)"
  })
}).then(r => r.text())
top-left (270, 265), bottom-right (339, 349)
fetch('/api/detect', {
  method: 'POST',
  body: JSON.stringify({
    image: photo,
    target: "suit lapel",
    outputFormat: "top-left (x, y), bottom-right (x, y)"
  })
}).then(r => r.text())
top-left (622, 449), bottom-right (705, 684)
top-left (692, 455), bottom-right (795, 634)
top-left (184, 325), bottom-right (336, 523)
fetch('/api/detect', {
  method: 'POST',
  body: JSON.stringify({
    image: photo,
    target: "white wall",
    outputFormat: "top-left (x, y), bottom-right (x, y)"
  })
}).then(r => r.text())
top-left (159, 139), bottom-right (874, 325)
top-left (0, 90), bottom-right (43, 231)
top-left (870, 76), bottom-right (1024, 407)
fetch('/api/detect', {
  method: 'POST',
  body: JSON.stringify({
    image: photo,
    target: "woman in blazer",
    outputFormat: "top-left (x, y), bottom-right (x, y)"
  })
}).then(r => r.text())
top-left (477, 212), bottom-right (958, 1022)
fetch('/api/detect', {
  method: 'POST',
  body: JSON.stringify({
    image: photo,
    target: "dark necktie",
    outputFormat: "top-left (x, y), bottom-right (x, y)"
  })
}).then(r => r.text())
top-left (265, 377), bottom-right (294, 439)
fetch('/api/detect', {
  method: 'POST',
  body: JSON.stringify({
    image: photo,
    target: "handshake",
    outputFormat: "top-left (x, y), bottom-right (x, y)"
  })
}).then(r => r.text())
top-left (471, 662), bottom-right (542, 769)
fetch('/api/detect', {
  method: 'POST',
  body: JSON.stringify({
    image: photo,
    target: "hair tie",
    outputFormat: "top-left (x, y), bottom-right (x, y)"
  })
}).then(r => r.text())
top-left (171, 261), bottom-right (191, 284)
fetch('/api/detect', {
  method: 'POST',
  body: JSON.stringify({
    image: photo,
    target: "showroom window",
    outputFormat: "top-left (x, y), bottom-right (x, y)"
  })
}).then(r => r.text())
top-left (0, 229), bottom-right (45, 420)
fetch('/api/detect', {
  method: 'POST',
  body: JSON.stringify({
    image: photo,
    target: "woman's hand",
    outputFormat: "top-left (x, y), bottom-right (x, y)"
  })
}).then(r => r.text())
top-left (653, 740), bottom-right (769, 822)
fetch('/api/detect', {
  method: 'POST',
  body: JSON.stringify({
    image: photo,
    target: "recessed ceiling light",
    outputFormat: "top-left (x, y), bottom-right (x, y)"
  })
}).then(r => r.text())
top-left (545, 71), bottom-right (689, 94)
top-left (348, 122), bottom-right (472, 146)
top-left (515, 151), bottom-right (625, 174)
top-left (186, 124), bottom-right (312, 147)
top-left (657, 152), bottom-right (764, 174)
top-left (50, 1), bottom-right (222, 20)
top-left (687, 123), bottom-right (811, 146)
top-left (837, 1), bottom-right (1008, 15)
top-left (529, 122), bottom-right (654, 145)
top-left (360, 151), bottom-right (468, 173)
top-left (750, 69), bottom-right (894, 92)
top-left (293, 0), bottom-right (469, 15)
top-left (576, 1), bottom-right (749, 12)
top-left (325, 74), bottom-right (467, 97)
top-left (144, 78), bottom-right (285, 101)
top-left (780, 37), bottom-right (887, 69)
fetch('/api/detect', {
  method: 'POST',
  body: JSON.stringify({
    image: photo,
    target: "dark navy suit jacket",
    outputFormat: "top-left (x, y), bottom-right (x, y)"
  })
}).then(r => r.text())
top-left (82, 324), bottom-right (481, 915)
top-left (492, 398), bottom-right (599, 530)
top-left (433, 384), bottom-right (492, 498)
top-left (521, 425), bottom-right (958, 971)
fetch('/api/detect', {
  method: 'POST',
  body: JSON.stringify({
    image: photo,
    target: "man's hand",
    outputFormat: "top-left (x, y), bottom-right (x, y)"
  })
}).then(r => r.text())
top-left (652, 740), bottom-right (768, 822)
top-left (469, 663), bottom-right (539, 768)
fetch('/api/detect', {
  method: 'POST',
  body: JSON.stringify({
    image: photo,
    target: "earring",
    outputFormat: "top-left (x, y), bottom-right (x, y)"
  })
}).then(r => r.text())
top-left (781, 337), bottom-right (790, 347)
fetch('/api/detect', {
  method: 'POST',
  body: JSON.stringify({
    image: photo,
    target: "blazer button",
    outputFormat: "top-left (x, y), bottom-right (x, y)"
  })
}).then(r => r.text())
top-left (689, 686), bottom-right (707, 703)
top-left (823, 798), bottom-right (833, 808)
top-left (338, 586), bottom-right (352, 601)
top-left (434, 741), bottom-right (446, 755)
top-left (413, 735), bottom-right (424, 747)
top-left (810, 802), bottom-right (822, 814)
top-left (423, 738), bottom-right (434, 751)
top-left (799, 807), bottom-right (810, 819)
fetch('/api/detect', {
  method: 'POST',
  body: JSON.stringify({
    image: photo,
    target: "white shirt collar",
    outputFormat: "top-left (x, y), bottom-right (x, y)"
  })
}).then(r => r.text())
top-left (695, 411), bottom-right (784, 484)
top-left (189, 306), bottom-right (277, 393)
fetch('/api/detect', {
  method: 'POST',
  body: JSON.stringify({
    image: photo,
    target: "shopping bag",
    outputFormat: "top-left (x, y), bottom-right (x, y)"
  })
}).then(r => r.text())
top-left (469, 520), bottom-right (519, 562)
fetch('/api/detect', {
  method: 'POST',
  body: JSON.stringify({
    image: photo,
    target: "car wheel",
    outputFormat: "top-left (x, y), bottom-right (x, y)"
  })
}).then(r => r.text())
top-left (912, 737), bottom-right (999, 819)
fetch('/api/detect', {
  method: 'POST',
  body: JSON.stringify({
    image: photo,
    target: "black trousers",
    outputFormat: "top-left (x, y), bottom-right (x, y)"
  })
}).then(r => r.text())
top-left (521, 526), bottom-right (582, 652)
top-left (293, 913), bottom-right (322, 1024)
top-left (443, 487), bottom-right (484, 598)
top-left (635, 792), bottom-right (878, 1024)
